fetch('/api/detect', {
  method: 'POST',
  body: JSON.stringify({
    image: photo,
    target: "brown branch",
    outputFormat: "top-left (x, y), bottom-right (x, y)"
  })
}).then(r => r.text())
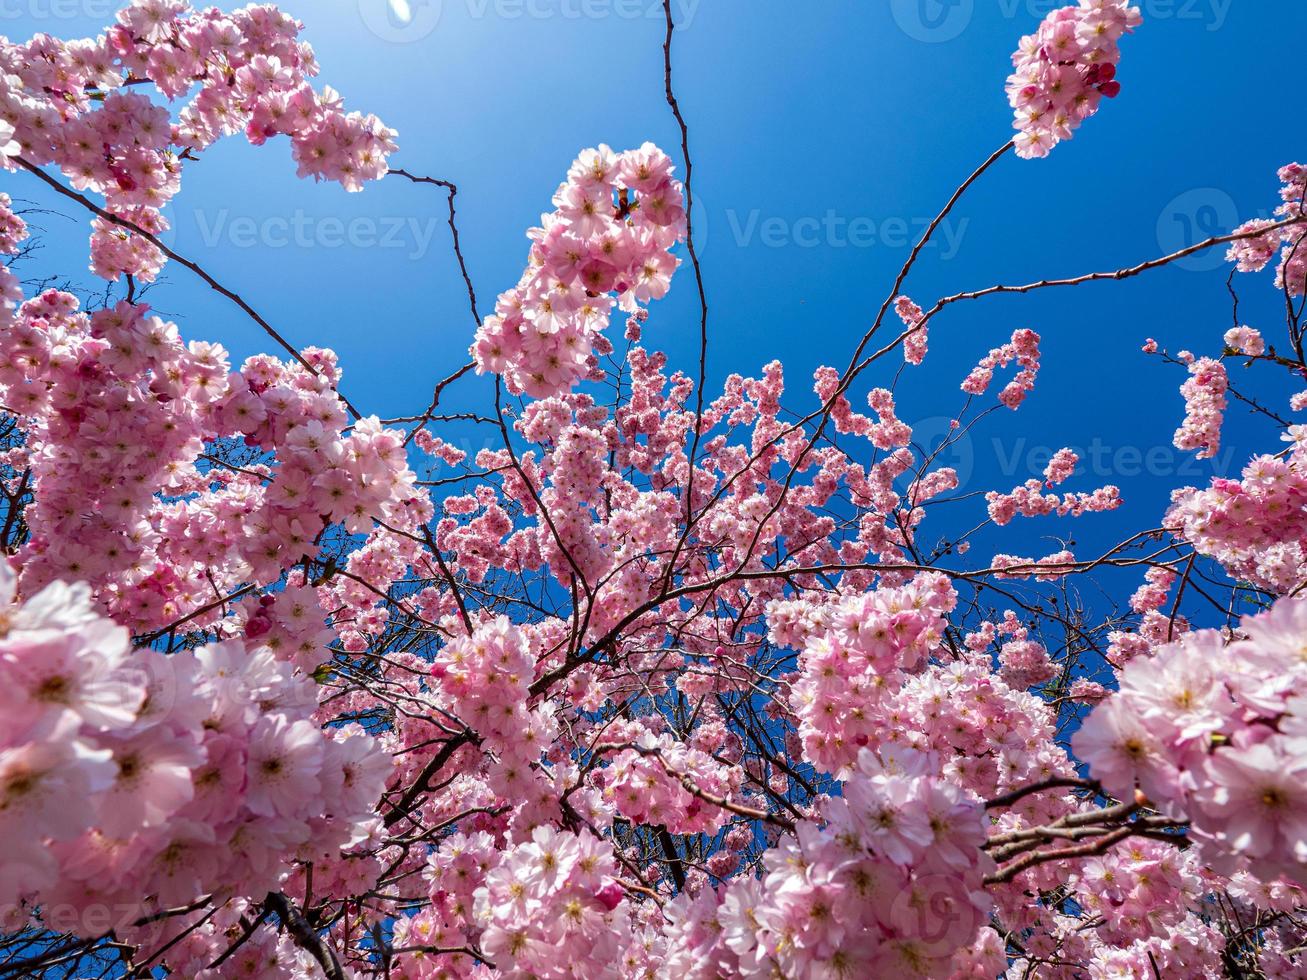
top-left (133, 584), bottom-right (258, 646)
top-left (928, 214), bottom-right (1307, 318)
top-left (382, 730), bottom-right (478, 828)
top-left (660, 0), bottom-right (711, 584)
top-left (263, 892), bottom-right (343, 980)
top-left (985, 826), bottom-right (1135, 885)
top-left (985, 776), bottom-right (1100, 811)
top-left (387, 169), bottom-right (481, 327)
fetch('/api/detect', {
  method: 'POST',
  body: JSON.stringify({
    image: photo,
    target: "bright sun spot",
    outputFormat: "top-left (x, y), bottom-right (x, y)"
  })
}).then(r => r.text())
top-left (388, 0), bottom-right (413, 23)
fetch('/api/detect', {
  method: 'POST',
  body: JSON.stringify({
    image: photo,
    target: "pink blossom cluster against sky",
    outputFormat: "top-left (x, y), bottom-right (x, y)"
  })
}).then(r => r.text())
top-left (1, 0), bottom-right (1307, 977)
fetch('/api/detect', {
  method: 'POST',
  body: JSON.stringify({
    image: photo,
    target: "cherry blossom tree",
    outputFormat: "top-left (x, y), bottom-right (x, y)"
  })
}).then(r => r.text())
top-left (0, 1), bottom-right (1305, 977)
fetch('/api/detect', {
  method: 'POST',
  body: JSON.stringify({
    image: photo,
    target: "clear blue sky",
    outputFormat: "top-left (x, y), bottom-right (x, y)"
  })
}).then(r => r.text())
top-left (4, 0), bottom-right (1304, 617)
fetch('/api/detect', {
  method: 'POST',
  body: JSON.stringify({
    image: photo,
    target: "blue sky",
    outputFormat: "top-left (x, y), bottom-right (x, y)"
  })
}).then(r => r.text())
top-left (3, 0), bottom-right (1305, 620)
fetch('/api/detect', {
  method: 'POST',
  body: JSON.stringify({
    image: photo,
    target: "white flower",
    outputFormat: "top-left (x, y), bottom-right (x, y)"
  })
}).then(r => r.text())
top-left (0, 119), bottom-right (19, 161)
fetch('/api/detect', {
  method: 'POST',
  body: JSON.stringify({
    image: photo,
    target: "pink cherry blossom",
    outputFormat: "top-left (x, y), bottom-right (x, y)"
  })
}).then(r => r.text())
top-left (1007, 1), bottom-right (1142, 158)
top-left (0, 3), bottom-right (1306, 975)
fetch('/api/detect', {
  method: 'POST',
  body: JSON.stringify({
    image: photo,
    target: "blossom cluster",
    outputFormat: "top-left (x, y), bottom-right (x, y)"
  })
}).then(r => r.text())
top-left (993, 618), bottom-right (1059, 690)
top-left (1007, 837), bottom-right (1229, 978)
top-left (1075, 595), bottom-right (1307, 887)
top-left (604, 733), bottom-right (741, 835)
top-left (0, 0), bottom-right (396, 281)
top-left (430, 615), bottom-right (542, 760)
top-left (1228, 162), bottom-right (1307, 297)
top-left (0, 266), bottom-right (424, 637)
top-left (472, 143), bottom-right (687, 397)
top-left (1006, 0), bottom-right (1142, 158)
top-left (894, 294), bottom-right (929, 365)
top-left (1129, 565), bottom-right (1176, 614)
top-left (960, 327), bottom-right (1042, 409)
top-left (662, 747), bottom-right (995, 979)
top-left (788, 572), bottom-right (956, 772)
top-left (1171, 354), bottom-right (1228, 459)
top-left (900, 655), bottom-right (1074, 799)
top-left (774, 594), bottom-right (1074, 804)
top-left (471, 827), bottom-right (633, 978)
top-left (985, 449), bottom-right (1121, 526)
top-left (0, 194), bottom-right (25, 255)
top-left (0, 564), bottom-right (391, 931)
top-left (1225, 324), bottom-right (1266, 356)
top-left (1166, 443), bottom-right (1307, 594)
top-left (990, 547), bottom-right (1079, 580)
top-left (814, 368), bottom-right (915, 450)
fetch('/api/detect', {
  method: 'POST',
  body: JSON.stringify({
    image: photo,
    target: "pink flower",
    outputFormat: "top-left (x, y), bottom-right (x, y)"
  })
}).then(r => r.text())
top-left (1173, 357), bottom-right (1228, 459)
top-left (1225, 325), bottom-right (1266, 356)
top-left (1194, 740), bottom-right (1307, 863)
top-left (0, 716), bottom-right (114, 842)
top-left (594, 879), bottom-right (624, 911)
top-left (0, 120), bottom-right (19, 161)
top-left (1072, 696), bottom-right (1177, 804)
top-left (244, 715), bottom-right (324, 819)
top-left (1006, 1), bottom-right (1142, 158)
top-left (470, 144), bottom-right (685, 397)
top-left (0, 611), bottom-right (142, 741)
